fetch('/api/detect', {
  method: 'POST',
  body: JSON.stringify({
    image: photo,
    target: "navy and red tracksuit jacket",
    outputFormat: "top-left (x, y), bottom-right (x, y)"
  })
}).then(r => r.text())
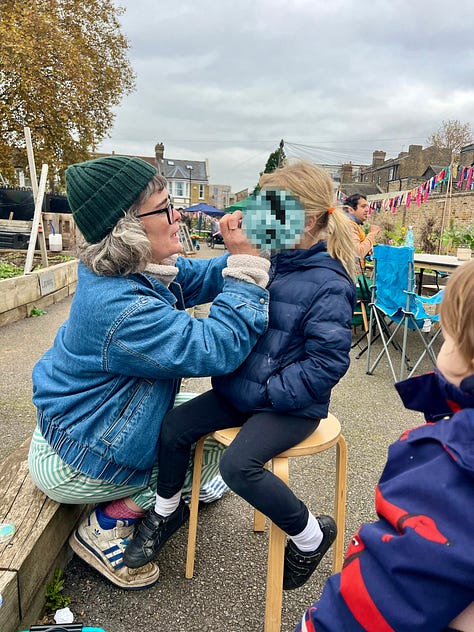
top-left (295, 370), bottom-right (474, 632)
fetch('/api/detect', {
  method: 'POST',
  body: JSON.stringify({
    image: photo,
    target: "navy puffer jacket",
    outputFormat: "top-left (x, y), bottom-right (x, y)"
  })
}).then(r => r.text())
top-left (212, 242), bottom-right (356, 419)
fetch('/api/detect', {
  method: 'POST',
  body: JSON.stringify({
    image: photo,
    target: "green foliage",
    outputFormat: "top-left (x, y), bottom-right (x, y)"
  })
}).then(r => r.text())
top-left (0, 260), bottom-right (21, 279)
top-left (44, 569), bottom-right (71, 613)
top-left (383, 221), bottom-right (407, 246)
top-left (30, 306), bottom-right (46, 317)
top-left (253, 142), bottom-right (287, 194)
top-left (263, 146), bottom-right (286, 174)
top-left (0, 252), bottom-right (75, 278)
top-left (441, 220), bottom-right (474, 249)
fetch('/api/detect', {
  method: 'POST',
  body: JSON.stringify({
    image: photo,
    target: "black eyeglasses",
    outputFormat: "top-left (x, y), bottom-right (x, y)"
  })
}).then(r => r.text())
top-left (137, 195), bottom-right (174, 224)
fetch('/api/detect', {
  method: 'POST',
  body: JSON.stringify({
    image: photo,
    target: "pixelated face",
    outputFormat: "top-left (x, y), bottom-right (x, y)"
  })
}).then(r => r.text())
top-left (241, 188), bottom-right (305, 250)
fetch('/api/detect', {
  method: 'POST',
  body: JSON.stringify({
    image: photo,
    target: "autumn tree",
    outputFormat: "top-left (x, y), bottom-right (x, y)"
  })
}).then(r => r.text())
top-left (0, 0), bottom-right (135, 188)
top-left (427, 120), bottom-right (473, 155)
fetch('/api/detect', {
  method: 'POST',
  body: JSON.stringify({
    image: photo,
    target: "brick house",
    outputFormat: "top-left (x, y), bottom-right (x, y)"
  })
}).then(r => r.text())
top-left (154, 143), bottom-right (209, 208)
top-left (338, 162), bottom-right (382, 197)
top-left (209, 184), bottom-right (231, 210)
top-left (360, 145), bottom-right (453, 193)
top-left (460, 143), bottom-right (474, 167)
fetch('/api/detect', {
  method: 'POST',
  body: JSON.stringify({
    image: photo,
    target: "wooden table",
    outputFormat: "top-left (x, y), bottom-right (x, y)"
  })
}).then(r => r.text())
top-left (414, 253), bottom-right (466, 294)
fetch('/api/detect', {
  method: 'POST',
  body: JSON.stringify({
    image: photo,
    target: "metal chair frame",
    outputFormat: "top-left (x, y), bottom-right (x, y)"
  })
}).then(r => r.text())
top-left (366, 245), bottom-right (444, 382)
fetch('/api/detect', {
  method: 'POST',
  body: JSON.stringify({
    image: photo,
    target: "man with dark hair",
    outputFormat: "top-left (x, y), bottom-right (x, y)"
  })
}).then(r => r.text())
top-left (344, 194), bottom-right (380, 268)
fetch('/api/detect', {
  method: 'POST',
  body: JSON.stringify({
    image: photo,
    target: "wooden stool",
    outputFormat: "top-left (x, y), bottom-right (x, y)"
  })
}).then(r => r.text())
top-left (185, 413), bottom-right (347, 632)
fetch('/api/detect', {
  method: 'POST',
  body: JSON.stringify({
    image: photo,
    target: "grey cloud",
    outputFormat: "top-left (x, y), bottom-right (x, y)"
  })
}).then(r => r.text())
top-left (100, 0), bottom-right (474, 191)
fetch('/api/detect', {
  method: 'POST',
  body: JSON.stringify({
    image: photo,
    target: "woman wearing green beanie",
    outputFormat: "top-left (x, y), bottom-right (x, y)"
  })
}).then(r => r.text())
top-left (28, 155), bottom-right (270, 590)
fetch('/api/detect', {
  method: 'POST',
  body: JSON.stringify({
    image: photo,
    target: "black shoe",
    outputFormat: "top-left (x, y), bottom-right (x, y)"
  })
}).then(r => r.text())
top-left (283, 515), bottom-right (337, 590)
top-left (123, 499), bottom-right (190, 569)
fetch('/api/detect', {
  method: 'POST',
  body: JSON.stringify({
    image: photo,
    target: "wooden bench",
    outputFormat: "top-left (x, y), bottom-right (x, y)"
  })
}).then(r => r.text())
top-left (0, 439), bottom-right (85, 632)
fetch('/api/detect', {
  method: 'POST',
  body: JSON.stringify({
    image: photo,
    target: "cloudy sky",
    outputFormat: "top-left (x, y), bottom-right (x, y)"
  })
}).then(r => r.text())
top-left (97, 0), bottom-right (474, 193)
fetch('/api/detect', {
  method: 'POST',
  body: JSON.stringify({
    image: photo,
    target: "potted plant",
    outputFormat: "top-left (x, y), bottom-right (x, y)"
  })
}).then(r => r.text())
top-left (441, 221), bottom-right (473, 260)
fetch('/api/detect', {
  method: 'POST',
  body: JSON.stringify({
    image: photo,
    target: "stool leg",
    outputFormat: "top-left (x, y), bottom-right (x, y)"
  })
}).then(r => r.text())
top-left (332, 435), bottom-right (348, 573)
top-left (264, 456), bottom-right (289, 632)
top-left (254, 509), bottom-right (266, 532)
top-left (254, 462), bottom-right (269, 532)
top-left (185, 436), bottom-right (206, 579)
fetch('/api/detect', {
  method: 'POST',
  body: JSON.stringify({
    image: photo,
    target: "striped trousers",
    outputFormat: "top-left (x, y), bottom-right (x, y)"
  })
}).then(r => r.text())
top-left (28, 392), bottom-right (228, 509)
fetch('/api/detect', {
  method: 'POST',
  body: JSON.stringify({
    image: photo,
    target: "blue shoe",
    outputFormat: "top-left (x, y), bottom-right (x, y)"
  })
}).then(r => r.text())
top-left (69, 508), bottom-right (160, 589)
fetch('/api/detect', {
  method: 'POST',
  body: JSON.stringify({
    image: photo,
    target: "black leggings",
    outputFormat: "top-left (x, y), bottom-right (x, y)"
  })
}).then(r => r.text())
top-left (157, 390), bottom-right (319, 536)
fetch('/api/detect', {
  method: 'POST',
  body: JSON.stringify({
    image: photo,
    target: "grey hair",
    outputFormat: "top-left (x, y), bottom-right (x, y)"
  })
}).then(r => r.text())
top-left (77, 173), bottom-right (168, 276)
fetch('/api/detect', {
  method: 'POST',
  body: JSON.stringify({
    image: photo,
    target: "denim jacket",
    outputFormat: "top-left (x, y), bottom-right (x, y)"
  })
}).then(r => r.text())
top-left (32, 255), bottom-right (269, 487)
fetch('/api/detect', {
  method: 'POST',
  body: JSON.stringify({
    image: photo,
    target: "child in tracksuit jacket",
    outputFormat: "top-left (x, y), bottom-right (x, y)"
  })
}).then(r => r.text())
top-left (295, 258), bottom-right (474, 632)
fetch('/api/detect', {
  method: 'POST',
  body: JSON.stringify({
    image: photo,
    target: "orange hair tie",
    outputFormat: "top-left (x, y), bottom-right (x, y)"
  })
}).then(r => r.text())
top-left (328, 207), bottom-right (335, 214)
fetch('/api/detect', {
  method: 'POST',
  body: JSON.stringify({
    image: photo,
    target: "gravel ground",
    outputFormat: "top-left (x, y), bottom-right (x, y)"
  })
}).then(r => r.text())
top-left (1, 242), bottom-right (442, 632)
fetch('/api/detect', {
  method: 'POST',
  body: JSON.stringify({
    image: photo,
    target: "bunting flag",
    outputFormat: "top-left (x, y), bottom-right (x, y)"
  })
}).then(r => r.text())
top-left (337, 163), bottom-right (473, 216)
top-left (364, 164), bottom-right (471, 216)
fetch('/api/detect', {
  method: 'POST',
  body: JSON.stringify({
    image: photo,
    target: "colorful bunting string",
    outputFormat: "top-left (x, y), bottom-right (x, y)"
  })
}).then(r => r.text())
top-left (337, 165), bottom-right (474, 215)
top-left (337, 164), bottom-right (474, 216)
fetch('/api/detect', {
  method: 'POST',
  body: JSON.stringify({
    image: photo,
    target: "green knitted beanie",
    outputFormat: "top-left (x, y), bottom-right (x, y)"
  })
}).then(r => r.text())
top-left (65, 155), bottom-right (157, 243)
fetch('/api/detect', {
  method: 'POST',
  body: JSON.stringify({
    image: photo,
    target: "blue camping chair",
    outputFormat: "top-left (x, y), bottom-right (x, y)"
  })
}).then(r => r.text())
top-left (366, 245), bottom-right (444, 382)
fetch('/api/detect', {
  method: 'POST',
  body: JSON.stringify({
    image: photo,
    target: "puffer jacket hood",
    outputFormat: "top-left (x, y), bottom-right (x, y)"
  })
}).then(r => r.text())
top-left (396, 369), bottom-right (474, 422)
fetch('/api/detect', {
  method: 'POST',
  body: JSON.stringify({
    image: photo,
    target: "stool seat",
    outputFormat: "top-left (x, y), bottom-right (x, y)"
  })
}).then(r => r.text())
top-left (186, 413), bottom-right (347, 632)
top-left (213, 413), bottom-right (341, 457)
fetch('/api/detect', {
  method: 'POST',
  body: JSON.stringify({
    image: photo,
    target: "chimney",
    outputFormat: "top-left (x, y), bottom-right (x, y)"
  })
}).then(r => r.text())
top-left (408, 144), bottom-right (422, 155)
top-left (372, 150), bottom-right (386, 168)
top-left (155, 142), bottom-right (164, 163)
top-left (340, 162), bottom-right (353, 184)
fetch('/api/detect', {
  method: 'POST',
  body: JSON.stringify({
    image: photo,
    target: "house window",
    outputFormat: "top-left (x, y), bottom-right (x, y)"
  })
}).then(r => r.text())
top-left (174, 181), bottom-right (183, 197)
top-left (388, 166), bottom-right (399, 181)
top-left (199, 184), bottom-right (204, 199)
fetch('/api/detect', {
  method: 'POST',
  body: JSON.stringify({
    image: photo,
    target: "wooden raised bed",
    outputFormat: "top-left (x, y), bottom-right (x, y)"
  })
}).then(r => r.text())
top-left (0, 258), bottom-right (78, 327)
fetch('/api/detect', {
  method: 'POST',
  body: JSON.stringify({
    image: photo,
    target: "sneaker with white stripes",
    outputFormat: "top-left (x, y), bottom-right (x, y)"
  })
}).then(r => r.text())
top-left (69, 508), bottom-right (160, 590)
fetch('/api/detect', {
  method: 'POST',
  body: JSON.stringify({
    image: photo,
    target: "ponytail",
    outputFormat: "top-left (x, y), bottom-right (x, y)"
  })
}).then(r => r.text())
top-left (326, 208), bottom-right (356, 280)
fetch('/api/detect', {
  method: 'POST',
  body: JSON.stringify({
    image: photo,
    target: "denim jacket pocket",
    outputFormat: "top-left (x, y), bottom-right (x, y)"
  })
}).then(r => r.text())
top-left (101, 378), bottom-right (154, 445)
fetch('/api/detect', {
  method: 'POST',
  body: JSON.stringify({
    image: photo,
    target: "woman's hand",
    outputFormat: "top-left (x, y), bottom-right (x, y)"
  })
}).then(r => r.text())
top-left (219, 211), bottom-right (260, 256)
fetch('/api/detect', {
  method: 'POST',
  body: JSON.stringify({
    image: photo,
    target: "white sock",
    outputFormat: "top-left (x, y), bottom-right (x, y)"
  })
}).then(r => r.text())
top-left (290, 513), bottom-right (323, 552)
top-left (154, 491), bottom-right (181, 517)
